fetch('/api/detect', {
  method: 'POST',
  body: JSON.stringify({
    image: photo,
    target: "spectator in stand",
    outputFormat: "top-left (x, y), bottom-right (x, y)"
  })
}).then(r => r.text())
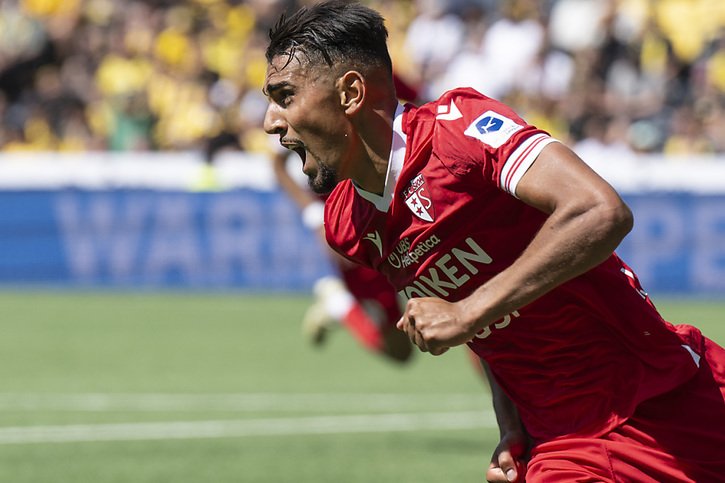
top-left (476, 0), bottom-right (545, 101)
top-left (663, 105), bottom-right (716, 155)
top-left (0, 0), bottom-right (722, 155)
top-left (403, 0), bottom-right (465, 98)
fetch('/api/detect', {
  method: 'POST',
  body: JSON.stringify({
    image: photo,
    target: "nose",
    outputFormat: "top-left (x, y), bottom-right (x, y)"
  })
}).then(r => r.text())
top-left (263, 103), bottom-right (287, 136)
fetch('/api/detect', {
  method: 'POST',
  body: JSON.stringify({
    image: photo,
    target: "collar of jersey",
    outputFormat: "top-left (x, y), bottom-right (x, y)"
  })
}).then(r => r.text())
top-left (352, 103), bottom-right (406, 212)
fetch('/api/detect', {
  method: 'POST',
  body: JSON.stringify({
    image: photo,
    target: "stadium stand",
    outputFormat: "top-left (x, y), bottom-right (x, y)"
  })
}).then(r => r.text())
top-left (0, 0), bottom-right (722, 154)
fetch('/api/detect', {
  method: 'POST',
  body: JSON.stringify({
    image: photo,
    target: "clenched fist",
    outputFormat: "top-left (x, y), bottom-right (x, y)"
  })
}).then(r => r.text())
top-left (396, 297), bottom-right (479, 355)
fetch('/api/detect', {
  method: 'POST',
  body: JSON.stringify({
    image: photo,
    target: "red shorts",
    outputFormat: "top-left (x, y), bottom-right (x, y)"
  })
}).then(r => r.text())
top-left (527, 336), bottom-right (725, 482)
top-left (339, 263), bottom-right (402, 329)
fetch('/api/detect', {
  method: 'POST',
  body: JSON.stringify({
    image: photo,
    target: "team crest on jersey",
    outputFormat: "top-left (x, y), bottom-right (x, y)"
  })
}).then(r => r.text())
top-left (464, 110), bottom-right (523, 148)
top-left (403, 174), bottom-right (434, 222)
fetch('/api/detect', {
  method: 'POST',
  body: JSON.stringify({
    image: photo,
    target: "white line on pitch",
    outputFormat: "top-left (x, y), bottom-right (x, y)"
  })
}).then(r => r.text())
top-left (0, 411), bottom-right (497, 445)
top-left (0, 393), bottom-right (489, 412)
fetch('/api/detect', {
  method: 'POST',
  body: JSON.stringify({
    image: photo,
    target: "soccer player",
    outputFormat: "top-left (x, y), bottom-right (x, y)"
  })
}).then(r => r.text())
top-left (262, 2), bottom-right (725, 482)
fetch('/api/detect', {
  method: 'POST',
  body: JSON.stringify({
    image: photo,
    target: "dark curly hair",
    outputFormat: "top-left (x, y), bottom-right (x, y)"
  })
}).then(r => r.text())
top-left (266, 0), bottom-right (392, 75)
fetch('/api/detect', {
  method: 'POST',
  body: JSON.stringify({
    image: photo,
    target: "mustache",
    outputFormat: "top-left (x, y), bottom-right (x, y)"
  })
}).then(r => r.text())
top-left (280, 138), bottom-right (304, 149)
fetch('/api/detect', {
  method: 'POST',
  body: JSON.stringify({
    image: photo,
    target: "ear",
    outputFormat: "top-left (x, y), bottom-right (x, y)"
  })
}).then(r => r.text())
top-left (337, 70), bottom-right (365, 115)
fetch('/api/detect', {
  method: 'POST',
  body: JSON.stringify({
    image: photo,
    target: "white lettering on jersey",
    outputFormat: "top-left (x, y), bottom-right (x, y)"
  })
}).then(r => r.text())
top-left (388, 235), bottom-right (441, 269)
top-left (398, 237), bottom-right (493, 299)
top-left (464, 110), bottom-right (523, 148)
top-left (363, 231), bottom-right (383, 257)
top-left (436, 100), bottom-right (463, 121)
top-left (474, 310), bottom-right (521, 339)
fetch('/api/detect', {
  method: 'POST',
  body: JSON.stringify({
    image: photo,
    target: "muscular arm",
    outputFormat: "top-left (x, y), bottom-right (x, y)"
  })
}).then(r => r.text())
top-left (398, 142), bottom-right (633, 353)
top-left (460, 142), bottom-right (633, 330)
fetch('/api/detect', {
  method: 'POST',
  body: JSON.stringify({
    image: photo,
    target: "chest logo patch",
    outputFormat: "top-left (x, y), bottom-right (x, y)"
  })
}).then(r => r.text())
top-left (403, 173), bottom-right (434, 222)
top-left (464, 110), bottom-right (523, 148)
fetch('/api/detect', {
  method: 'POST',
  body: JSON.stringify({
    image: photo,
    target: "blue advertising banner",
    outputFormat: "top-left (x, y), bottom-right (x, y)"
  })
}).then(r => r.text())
top-left (617, 194), bottom-right (725, 296)
top-left (0, 189), bottom-right (332, 291)
top-left (0, 189), bottom-right (723, 296)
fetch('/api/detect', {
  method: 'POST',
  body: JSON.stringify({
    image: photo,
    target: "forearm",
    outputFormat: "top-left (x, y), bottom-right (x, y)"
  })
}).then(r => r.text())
top-left (462, 198), bottom-right (632, 331)
top-left (397, 144), bottom-right (634, 355)
top-left (271, 152), bottom-right (317, 210)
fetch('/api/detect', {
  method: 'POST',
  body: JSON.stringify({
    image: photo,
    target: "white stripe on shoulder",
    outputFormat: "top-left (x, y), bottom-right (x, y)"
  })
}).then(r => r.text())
top-left (500, 134), bottom-right (558, 197)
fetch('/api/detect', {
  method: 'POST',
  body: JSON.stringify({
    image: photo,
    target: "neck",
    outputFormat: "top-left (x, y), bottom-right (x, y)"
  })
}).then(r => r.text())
top-left (350, 98), bottom-right (398, 195)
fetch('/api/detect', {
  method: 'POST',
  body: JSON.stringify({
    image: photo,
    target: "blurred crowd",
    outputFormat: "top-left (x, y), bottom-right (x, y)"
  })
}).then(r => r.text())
top-left (0, 0), bottom-right (723, 157)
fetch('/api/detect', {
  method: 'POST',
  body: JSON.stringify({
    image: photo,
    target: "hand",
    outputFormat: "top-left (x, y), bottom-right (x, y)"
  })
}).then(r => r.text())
top-left (486, 431), bottom-right (528, 483)
top-left (395, 297), bottom-right (476, 355)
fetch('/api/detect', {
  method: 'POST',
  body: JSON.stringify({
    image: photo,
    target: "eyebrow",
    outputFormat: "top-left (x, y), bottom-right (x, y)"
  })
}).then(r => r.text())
top-left (262, 81), bottom-right (292, 98)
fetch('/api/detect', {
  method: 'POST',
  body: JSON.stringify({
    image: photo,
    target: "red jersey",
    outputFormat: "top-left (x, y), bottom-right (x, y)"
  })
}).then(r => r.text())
top-left (324, 88), bottom-right (702, 443)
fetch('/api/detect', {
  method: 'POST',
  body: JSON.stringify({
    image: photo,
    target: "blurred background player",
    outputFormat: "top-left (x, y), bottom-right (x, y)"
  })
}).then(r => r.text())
top-left (194, 130), bottom-right (241, 191)
top-left (269, 66), bottom-right (424, 364)
top-left (272, 147), bottom-right (413, 363)
top-left (200, 114), bottom-right (419, 364)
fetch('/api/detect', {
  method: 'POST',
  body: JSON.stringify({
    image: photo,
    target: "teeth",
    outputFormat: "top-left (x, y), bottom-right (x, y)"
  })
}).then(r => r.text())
top-left (280, 140), bottom-right (306, 162)
top-left (282, 143), bottom-right (304, 151)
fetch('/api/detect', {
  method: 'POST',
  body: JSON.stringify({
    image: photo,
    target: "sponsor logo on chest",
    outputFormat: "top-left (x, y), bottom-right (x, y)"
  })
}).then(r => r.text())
top-left (402, 173), bottom-right (435, 222)
top-left (387, 235), bottom-right (442, 269)
top-left (398, 237), bottom-right (493, 299)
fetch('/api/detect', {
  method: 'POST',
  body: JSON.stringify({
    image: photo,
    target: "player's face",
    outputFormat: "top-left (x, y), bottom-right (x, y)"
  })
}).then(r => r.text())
top-left (263, 54), bottom-right (352, 194)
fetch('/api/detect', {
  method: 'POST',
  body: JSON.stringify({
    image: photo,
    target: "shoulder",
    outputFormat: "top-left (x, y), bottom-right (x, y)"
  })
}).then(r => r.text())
top-left (407, 88), bottom-right (526, 178)
top-left (402, 89), bottom-right (496, 165)
top-left (323, 181), bottom-right (359, 252)
top-left (411, 88), bottom-right (554, 194)
top-left (428, 88), bottom-right (529, 144)
top-left (322, 182), bottom-right (380, 267)
top-left (406, 87), bottom-right (505, 129)
top-left (324, 181), bottom-right (352, 230)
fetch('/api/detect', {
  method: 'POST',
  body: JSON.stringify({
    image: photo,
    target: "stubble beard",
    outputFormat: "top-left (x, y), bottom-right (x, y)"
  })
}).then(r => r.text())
top-left (308, 161), bottom-right (338, 194)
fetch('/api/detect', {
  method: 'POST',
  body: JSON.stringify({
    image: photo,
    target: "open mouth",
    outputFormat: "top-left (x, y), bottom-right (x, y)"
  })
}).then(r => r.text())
top-left (292, 146), bottom-right (306, 164)
top-left (281, 141), bottom-right (307, 165)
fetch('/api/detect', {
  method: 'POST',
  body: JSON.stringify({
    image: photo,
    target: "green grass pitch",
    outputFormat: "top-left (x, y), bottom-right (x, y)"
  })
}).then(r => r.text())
top-left (0, 292), bottom-right (721, 483)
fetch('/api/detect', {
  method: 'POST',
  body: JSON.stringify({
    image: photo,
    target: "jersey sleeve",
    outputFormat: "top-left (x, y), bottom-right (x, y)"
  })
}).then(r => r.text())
top-left (432, 88), bottom-right (557, 197)
top-left (323, 181), bottom-right (374, 268)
